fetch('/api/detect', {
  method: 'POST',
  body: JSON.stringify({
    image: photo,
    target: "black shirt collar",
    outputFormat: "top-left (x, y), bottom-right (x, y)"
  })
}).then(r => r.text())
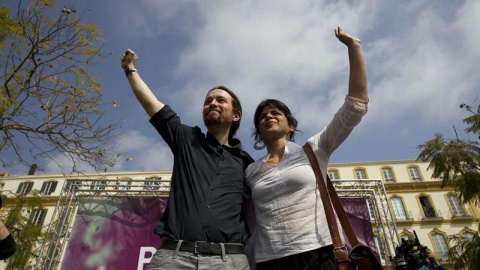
top-left (205, 132), bottom-right (242, 149)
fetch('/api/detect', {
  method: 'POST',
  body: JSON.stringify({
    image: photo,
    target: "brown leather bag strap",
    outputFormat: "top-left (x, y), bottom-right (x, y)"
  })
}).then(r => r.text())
top-left (327, 174), bottom-right (360, 247)
top-left (302, 143), bottom-right (359, 247)
top-left (302, 143), bottom-right (343, 247)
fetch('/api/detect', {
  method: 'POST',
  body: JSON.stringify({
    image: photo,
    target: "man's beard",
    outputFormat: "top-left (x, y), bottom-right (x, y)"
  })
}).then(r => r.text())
top-left (204, 112), bottom-right (223, 127)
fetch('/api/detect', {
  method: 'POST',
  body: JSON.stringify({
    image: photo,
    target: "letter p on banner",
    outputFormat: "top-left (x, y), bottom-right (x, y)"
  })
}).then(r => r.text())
top-left (138, 247), bottom-right (157, 270)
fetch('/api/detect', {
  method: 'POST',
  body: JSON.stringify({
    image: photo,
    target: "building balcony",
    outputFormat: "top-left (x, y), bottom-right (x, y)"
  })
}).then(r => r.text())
top-left (394, 211), bottom-right (415, 223)
top-left (435, 252), bottom-right (451, 264)
top-left (450, 213), bottom-right (473, 220)
top-left (419, 207), bottom-right (444, 221)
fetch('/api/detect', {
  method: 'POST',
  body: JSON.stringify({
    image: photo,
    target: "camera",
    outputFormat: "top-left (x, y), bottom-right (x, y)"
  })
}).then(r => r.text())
top-left (392, 231), bottom-right (429, 270)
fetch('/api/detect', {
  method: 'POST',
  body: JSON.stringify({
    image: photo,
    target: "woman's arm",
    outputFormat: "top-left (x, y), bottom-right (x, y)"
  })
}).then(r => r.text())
top-left (335, 27), bottom-right (368, 102)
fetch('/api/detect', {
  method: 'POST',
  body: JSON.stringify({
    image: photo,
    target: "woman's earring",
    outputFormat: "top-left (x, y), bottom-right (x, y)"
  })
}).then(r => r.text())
top-left (254, 140), bottom-right (265, 150)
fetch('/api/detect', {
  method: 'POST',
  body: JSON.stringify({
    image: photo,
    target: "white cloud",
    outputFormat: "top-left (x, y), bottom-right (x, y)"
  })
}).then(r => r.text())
top-left (114, 130), bottom-right (173, 171)
top-left (19, 130), bottom-right (174, 175)
top-left (110, 0), bottom-right (196, 38)
top-left (456, 0), bottom-right (480, 54)
top-left (367, 0), bottom-right (479, 128)
top-left (42, 154), bottom-right (93, 175)
top-left (167, 0), bottom-right (380, 130)
top-left (5, 0), bottom-right (478, 175)
top-left (112, 0), bottom-right (478, 163)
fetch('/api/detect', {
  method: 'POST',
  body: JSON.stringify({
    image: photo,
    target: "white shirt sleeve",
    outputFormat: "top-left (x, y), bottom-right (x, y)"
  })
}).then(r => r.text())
top-left (307, 95), bottom-right (368, 181)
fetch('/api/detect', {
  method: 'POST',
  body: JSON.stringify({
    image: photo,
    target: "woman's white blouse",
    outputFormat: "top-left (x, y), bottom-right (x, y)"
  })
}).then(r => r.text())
top-left (245, 95), bottom-right (368, 263)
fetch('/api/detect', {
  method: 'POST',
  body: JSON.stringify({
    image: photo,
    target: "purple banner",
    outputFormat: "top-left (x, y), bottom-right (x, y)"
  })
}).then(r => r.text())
top-left (61, 197), bottom-right (167, 270)
top-left (61, 196), bottom-right (377, 269)
top-left (340, 197), bottom-right (378, 255)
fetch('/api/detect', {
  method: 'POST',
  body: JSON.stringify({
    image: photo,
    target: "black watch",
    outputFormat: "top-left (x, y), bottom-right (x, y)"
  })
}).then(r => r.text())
top-left (124, 67), bottom-right (137, 77)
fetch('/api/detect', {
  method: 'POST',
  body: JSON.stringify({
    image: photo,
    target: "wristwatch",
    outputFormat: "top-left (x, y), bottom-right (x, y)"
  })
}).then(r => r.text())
top-left (124, 66), bottom-right (137, 77)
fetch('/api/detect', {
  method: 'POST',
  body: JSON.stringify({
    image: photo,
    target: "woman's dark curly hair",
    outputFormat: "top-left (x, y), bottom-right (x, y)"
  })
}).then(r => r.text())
top-left (253, 99), bottom-right (299, 142)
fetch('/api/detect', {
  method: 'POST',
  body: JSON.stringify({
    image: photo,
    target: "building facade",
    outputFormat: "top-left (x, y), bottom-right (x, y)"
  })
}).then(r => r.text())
top-left (0, 159), bottom-right (478, 269)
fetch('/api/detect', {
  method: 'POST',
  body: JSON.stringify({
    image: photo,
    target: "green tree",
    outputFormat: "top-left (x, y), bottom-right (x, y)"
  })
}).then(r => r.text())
top-left (0, 6), bottom-right (19, 45)
top-left (2, 191), bottom-right (45, 270)
top-left (448, 232), bottom-right (480, 270)
top-left (0, 0), bottom-right (120, 173)
top-left (417, 102), bottom-right (480, 270)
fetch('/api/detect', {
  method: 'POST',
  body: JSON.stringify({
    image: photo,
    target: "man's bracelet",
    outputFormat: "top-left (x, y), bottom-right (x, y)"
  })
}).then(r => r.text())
top-left (124, 67), bottom-right (137, 77)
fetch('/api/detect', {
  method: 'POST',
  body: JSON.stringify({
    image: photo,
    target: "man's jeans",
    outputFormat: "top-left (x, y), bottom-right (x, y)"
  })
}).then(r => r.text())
top-left (146, 248), bottom-right (251, 270)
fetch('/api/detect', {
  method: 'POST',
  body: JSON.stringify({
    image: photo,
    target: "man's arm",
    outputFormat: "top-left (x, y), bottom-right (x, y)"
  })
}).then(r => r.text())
top-left (334, 27), bottom-right (368, 102)
top-left (426, 249), bottom-right (448, 270)
top-left (121, 49), bottom-right (164, 117)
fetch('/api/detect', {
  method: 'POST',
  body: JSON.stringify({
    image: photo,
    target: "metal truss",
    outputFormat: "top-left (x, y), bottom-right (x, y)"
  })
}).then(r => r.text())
top-left (35, 178), bottom-right (171, 270)
top-left (332, 178), bottom-right (399, 269)
top-left (35, 178), bottom-right (398, 269)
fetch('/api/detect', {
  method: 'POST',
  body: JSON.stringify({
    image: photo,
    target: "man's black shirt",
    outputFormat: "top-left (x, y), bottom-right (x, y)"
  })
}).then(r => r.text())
top-left (150, 105), bottom-right (253, 244)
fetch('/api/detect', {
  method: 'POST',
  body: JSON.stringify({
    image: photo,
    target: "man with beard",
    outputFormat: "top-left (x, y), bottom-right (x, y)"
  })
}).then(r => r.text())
top-left (121, 49), bottom-right (253, 270)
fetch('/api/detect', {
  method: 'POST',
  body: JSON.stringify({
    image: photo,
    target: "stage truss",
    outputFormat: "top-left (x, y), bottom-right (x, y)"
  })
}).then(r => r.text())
top-left (332, 178), bottom-right (400, 269)
top-left (35, 178), bottom-right (399, 270)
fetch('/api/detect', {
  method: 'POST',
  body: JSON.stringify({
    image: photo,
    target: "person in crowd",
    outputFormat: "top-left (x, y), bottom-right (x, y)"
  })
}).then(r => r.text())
top-left (0, 197), bottom-right (17, 260)
top-left (420, 247), bottom-right (448, 270)
top-left (245, 27), bottom-right (368, 270)
top-left (392, 240), bottom-right (449, 270)
top-left (121, 50), bottom-right (253, 270)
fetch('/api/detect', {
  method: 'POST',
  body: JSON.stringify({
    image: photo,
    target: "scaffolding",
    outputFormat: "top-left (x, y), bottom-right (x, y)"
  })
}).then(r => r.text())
top-left (35, 178), bottom-right (399, 270)
top-left (332, 178), bottom-right (400, 269)
top-left (35, 178), bottom-right (171, 270)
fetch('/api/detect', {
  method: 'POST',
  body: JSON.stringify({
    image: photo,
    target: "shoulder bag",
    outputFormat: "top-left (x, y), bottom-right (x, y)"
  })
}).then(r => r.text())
top-left (303, 143), bottom-right (384, 270)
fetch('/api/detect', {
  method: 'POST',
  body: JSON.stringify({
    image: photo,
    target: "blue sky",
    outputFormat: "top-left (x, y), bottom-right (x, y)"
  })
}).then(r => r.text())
top-left (4, 0), bottom-right (479, 175)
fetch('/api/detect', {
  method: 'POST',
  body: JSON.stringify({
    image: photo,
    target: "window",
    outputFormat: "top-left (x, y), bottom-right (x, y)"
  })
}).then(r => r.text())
top-left (29, 209), bottom-right (47, 227)
top-left (355, 169), bottom-right (367, 179)
top-left (391, 197), bottom-right (407, 220)
top-left (419, 196), bottom-right (436, 218)
top-left (0, 182), bottom-right (5, 190)
top-left (145, 177), bottom-right (162, 190)
top-left (17, 182), bottom-right (34, 195)
top-left (432, 233), bottom-right (449, 259)
top-left (408, 166), bottom-right (422, 182)
top-left (382, 168), bottom-right (395, 183)
top-left (41, 181), bottom-right (58, 195)
top-left (447, 195), bottom-right (465, 216)
top-left (328, 170), bottom-right (339, 180)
